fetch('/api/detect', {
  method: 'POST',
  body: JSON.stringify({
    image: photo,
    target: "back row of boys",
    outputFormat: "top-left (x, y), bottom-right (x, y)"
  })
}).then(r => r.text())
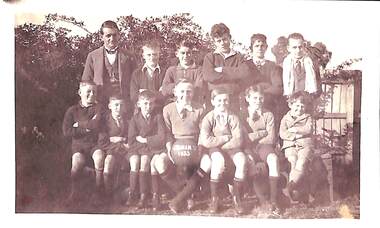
top-left (63, 20), bottom-right (320, 215)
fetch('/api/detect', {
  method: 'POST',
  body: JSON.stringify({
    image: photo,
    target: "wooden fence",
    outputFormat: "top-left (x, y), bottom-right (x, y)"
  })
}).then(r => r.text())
top-left (314, 70), bottom-right (361, 201)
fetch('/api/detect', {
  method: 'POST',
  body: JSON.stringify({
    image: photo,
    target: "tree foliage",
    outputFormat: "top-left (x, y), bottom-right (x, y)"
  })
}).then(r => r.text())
top-left (15, 13), bottom-right (211, 136)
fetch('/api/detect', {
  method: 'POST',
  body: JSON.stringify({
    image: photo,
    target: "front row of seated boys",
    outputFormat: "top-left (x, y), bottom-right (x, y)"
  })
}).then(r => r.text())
top-left (63, 79), bottom-right (314, 215)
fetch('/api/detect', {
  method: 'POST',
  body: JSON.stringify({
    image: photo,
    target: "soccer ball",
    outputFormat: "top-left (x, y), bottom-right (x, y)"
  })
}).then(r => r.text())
top-left (170, 139), bottom-right (200, 166)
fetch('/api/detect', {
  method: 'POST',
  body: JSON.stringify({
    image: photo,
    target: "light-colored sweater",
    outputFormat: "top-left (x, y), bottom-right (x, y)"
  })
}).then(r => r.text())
top-left (199, 110), bottom-right (243, 150)
top-left (279, 111), bottom-right (313, 149)
top-left (163, 102), bottom-right (205, 142)
top-left (242, 109), bottom-right (276, 147)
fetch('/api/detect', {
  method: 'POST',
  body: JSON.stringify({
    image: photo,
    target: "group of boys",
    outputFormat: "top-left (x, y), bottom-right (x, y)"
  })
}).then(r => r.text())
top-left (63, 20), bottom-right (319, 216)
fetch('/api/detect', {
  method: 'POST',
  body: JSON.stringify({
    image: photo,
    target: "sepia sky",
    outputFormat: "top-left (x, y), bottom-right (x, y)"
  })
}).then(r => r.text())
top-left (9, 0), bottom-right (379, 69)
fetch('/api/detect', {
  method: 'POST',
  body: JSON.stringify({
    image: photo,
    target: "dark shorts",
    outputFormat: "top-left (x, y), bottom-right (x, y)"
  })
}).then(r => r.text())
top-left (245, 144), bottom-right (276, 163)
top-left (71, 143), bottom-right (99, 168)
top-left (129, 147), bottom-right (166, 156)
top-left (103, 142), bottom-right (128, 157)
top-left (71, 143), bottom-right (99, 156)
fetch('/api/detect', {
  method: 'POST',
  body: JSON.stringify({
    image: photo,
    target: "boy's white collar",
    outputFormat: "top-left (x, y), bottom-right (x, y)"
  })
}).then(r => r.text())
top-left (214, 49), bottom-right (237, 59)
top-left (175, 102), bottom-right (193, 113)
top-left (142, 64), bottom-right (161, 74)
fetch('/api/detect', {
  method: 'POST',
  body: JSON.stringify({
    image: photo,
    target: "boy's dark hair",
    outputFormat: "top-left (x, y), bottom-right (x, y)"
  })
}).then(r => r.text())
top-left (142, 39), bottom-right (161, 50)
top-left (109, 93), bottom-right (124, 102)
top-left (287, 91), bottom-right (310, 105)
top-left (138, 90), bottom-right (156, 102)
top-left (175, 78), bottom-right (194, 87)
top-left (211, 88), bottom-right (231, 100)
top-left (245, 84), bottom-right (265, 98)
top-left (176, 39), bottom-right (194, 50)
top-left (250, 33), bottom-right (268, 50)
top-left (288, 33), bottom-right (305, 42)
top-left (210, 23), bottom-right (231, 39)
top-left (100, 20), bottom-right (119, 34)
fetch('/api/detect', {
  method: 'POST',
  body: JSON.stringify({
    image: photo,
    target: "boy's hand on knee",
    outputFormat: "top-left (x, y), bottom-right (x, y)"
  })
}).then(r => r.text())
top-left (110, 136), bottom-right (126, 143)
top-left (136, 136), bottom-right (147, 144)
top-left (214, 67), bottom-right (223, 73)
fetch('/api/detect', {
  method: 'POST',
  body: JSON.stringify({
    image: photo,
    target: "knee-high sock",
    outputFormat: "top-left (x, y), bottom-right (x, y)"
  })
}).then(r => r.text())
top-left (210, 179), bottom-right (221, 198)
top-left (129, 171), bottom-right (138, 194)
top-left (233, 178), bottom-right (244, 198)
top-left (104, 172), bottom-right (114, 196)
top-left (151, 174), bottom-right (160, 195)
top-left (139, 171), bottom-right (149, 195)
top-left (269, 176), bottom-right (279, 204)
top-left (70, 170), bottom-right (82, 198)
top-left (253, 176), bottom-right (268, 205)
top-left (95, 168), bottom-right (104, 193)
top-left (171, 169), bottom-right (206, 205)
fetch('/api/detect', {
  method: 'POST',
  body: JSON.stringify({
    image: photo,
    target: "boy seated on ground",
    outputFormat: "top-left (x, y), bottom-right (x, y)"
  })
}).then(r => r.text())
top-left (279, 91), bottom-right (314, 202)
top-left (199, 88), bottom-right (247, 215)
top-left (62, 81), bottom-right (103, 208)
top-left (242, 85), bottom-right (282, 215)
top-left (124, 90), bottom-right (166, 211)
top-left (153, 79), bottom-right (211, 213)
top-left (95, 94), bottom-right (129, 206)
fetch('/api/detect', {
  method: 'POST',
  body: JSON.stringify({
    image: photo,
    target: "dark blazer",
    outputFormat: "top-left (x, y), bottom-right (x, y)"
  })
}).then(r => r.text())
top-left (98, 111), bottom-right (128, 156)
top-left (82, 46), bottom-right (136, 102)
top-left (128, 111), bottom-right (166, 155)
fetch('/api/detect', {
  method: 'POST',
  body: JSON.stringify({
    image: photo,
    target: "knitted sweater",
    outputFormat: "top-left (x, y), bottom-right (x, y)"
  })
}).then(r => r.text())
top-left (199, 110), bottom-right (243, 150)
top-left (163, 102), bottom-right (205, 142)
top-left (242, 109), bottom-right (276, 147)
top-left (279, 111), bottom-right (313, 149)
top-left (62, 102), bottom-right (102, 151)
top-left (202, 52), bottom-right (250, 95)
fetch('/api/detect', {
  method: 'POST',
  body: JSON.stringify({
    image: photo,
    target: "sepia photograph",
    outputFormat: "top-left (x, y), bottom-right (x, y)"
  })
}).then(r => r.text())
top-left (2, 0), bottom-right (380, 227)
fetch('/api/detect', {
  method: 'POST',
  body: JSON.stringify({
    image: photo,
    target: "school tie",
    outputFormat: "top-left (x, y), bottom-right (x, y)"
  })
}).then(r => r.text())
top-left (180, 109), bottom-right (187, 119)
top-left (251, 112), bottom-right (260, 121)
top-left (294, 60), bottom-right (302, 79)
top-left (217, 114), bottom-right (227, 126)
top-left (115, 116), bottom-right (121, 127)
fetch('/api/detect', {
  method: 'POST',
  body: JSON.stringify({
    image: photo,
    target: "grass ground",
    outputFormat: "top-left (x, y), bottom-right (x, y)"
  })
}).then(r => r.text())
top-left (16, 184), bottom-right (360, 219)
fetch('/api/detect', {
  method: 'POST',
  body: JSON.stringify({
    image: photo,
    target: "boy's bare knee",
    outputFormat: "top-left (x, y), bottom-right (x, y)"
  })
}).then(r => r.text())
top-left (266, 153), bottom-right (278, 165)
top-left (150, 155), bottom-right (159, 173)
top-left (295, 158), bottom-right (308, 172)
top-left (267, 153), bottom-right (279, 177)
top-left (129, 155), bottom-right (140, 171)
top-left (92, 149), bottom-right (105, 168)
top-left (200, 154), bottom-right (211, 173)
top-left (104, 155), bottom-right (116, 174)
top-left (140, 155), bottom-right (151, 172)
top-left (72, 152), bottom-right (86, 170)
top-left (233, 152), bottom-right (247, 167)
top-left (155, 154), bottom-right (169, 174)
top-left (210, 152), bottom-right (225, 179)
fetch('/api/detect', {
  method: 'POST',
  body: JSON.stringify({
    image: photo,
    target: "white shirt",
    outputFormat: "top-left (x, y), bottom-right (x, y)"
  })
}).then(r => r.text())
top-left (105, 50), bottom-right (117, 65)
top-left (142, 64), bottom-right (161, 78)
top-left (214, 49), bottom-right (237, 59)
